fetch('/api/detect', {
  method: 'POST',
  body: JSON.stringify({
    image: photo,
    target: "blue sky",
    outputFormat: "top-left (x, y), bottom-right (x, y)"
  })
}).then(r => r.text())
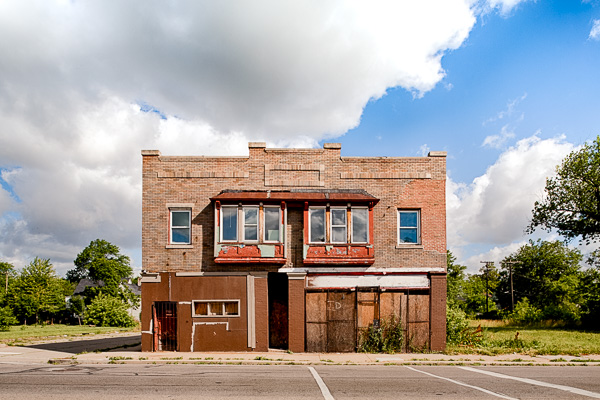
top-left (0, 0), bottom-right (599, 275)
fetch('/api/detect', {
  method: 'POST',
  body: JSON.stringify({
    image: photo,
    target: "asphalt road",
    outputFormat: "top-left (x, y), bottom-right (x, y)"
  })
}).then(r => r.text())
top-left (1, 364), bottom-right (599, 399)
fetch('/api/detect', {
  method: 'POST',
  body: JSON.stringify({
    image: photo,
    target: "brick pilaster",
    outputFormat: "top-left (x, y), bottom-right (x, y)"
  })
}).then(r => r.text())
top-left (287, 274), bottom-right (306, 353)
top-left (429, 272), bottom-right (447, 351)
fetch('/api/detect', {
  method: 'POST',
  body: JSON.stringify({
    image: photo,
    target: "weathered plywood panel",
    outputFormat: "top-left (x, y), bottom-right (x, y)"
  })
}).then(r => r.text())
top-left (380, 292), bottom-right (402, 320)
top-left (306, 292), bottom-right (328, 352)
top-left (306, 323), bottom-right (327, 352)
top-left (327, 291), bottom-right (356, 352)
top-left (327, 291), bottom-right (355, 322)
top-left (407, 293), bottom-right (430, 351)
top-left (328, 321), bottom-right (355, 352)
top-left (306, 292), bottom-right (327, 322)
top-left (357, 292), bottom-right (378, 329)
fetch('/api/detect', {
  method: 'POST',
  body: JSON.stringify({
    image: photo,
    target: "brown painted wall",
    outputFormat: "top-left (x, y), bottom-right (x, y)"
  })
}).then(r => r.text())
top-left (141, 273), bottom-right (254, 352)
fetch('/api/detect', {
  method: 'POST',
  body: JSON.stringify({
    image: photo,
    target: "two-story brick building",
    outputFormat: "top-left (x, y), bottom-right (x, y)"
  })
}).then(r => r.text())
top-left (140, 142), bottom-right (447, 352)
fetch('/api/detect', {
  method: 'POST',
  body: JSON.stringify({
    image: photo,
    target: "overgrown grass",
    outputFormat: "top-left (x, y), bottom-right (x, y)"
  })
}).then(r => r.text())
top-left (446, 319), bottom-right (600, 356)
top-left (0, 324), bottom-right (138, 345)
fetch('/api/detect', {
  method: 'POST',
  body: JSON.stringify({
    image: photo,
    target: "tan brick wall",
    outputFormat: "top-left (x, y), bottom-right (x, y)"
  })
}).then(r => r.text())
top-left (142, 144), bottom-right (446, 273)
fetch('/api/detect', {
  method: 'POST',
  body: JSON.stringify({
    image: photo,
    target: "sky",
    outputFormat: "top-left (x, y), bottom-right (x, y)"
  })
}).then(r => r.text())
top-left (1, 0), bottom-right (599, 276)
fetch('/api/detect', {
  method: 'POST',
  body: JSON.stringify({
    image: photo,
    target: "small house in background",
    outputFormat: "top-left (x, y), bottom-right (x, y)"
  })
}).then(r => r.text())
top-left (72, 278), bottom-right (141, 321)
top-left (140, 143), bottom-right (447, 352)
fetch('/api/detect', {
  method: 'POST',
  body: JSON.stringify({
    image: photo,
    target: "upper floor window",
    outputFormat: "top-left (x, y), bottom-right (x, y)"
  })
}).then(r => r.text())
top-left (264, 206), bottom-right (281, 242)
top-left (330, 208), bottom-right (347, 243)
top-left (309, 208), bottom-right (326, 243)
top-left (220, 205), bottom-right (281, 243)
top-left (243, 207), bottom-right (258, 241)
top-left (221, 206), bottom-right (238, 241)
top-left (309, 206), bottom-right (369, 244)
top-left (170, 209), bottom-right (191, 244)
top-left (398, 210), bottom-right (420, 244)
top-left (351, 207), bottom-right (368, 243)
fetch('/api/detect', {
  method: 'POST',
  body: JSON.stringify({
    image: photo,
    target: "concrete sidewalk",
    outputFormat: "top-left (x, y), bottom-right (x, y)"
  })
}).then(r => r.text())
top-left (2, 345), bottom-right (600, 367)
top-left (1, 333), bottom-right (599, 366)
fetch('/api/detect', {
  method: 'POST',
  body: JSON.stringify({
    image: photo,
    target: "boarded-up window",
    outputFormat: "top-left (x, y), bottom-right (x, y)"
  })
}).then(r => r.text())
top-left (193, 300), bottom-right (240, 317)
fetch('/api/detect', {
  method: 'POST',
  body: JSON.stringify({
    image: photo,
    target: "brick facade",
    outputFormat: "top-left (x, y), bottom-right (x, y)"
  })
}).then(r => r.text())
top-left (141, 143), bottom-right (447, 352)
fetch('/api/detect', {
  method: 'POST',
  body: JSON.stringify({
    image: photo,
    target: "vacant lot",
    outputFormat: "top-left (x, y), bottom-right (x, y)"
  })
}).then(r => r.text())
top-left (0, 324), bottom-right (138, 346)
top-left (446, 320), bottom-right (600, 356)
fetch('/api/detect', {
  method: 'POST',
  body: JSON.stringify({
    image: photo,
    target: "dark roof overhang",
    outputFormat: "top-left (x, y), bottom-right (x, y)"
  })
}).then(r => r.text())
top-left (210, 189), bottom-right (379, 205)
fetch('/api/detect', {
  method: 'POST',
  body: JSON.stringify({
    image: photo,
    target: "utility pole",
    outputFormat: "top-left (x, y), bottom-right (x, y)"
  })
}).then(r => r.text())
top-left (503, 260), bottom-right (518, 312)
top-left (480, 261), bottom-right (494, 313)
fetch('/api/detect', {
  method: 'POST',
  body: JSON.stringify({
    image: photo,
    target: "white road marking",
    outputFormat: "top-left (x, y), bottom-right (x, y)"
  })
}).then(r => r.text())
top-left (460, 366), bottom-right (600, 399)
top-left (405, 366), bottom-right (518, 400)
top-left (308, 366), bottom-right (335, 400)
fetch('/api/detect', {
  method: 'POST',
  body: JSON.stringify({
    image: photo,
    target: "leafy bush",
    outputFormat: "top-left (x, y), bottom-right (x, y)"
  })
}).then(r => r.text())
top-left (446, 305), bottom-right (484, 346)
top-left (0, 306), bottom-right (18, 331)
top-left (506, 298), bottom-right (542, 324)
top-left (358, 315), bottom-right (404, 353)
top-left (446, 305), bottom-right (468, 344)
top-left (84, 293), bottom-right (136, 327)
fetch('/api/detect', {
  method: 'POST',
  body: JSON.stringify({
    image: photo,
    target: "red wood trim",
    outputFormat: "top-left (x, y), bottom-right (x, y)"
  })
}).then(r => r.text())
top-left (303, 202), bottom-right (309, 244)
top-left (214, 257), bottom-right (287, 264)
top-left (368, 203), bottom-right (374, 246)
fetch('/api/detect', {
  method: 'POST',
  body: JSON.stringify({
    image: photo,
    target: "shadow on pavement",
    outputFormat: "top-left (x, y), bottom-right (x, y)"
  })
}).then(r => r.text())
top-left (25, 334), bottom-right (142, 354)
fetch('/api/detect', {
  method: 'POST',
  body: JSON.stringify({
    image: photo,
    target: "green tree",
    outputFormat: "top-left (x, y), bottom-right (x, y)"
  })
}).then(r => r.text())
top-left (7, 258), bottom-right (71, 324)
top-left (498, 240), bottom-right (583, 322)
top-left (528, 136), bottom-right (600, 244)
top-left (580, 250), bottom-right (600, 329)
top-left (0, 261), bottom-right (16, 305)
top-left (462, 263), bottom-right (500, 317)
top-left (446, 251), bottom-right (467, 310)
top-left (84, 293), bottom-right (136, 327)
top-left (67, 239), bottom-right (134, 300)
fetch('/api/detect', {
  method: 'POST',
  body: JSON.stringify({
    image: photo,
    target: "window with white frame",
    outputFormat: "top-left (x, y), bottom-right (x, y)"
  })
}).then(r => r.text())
top-left (243, 206), bottom-right (258, 241)
top-left (309, 206), bottom-right (369, 244)
top-left (220, 205), bottom-right (282, 243)
top-left (309, 208), bottom-right (326, 243)
top-left (170, 209), bottom-right (191, 244)
top-left (192, 300), bottom-right (240, 317)
top-left (398, 210), bottom-right (420, 244)
top-left (330, 208), bottom-right (347, 243)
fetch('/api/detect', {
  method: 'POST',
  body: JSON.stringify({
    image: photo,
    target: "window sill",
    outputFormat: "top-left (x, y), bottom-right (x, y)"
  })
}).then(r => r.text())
top-left (166, 244), bottom-right (194, 249)
top-left (395, 244), bottom-right (423, 249)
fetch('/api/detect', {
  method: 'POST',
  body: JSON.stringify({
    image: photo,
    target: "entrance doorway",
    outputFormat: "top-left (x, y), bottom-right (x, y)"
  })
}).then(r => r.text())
top-left (268, 272), bottom-right (288, 349)
top-left (153, 301), bottom-right (177, 351)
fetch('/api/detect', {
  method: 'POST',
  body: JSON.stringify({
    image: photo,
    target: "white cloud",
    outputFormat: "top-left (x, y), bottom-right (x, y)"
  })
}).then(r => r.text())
top-left (482, 125), bottom-right (516, 149)
top-left (481, 0), bottom-right (529, 16)
top-left (0, 1), bottom-right (527, 275)
top-left (419, 144), bottom-right (431, 156)
top-left (448, 135), bottom-right (575, 264)
top-left (590, 19), bottom-right (600, 41)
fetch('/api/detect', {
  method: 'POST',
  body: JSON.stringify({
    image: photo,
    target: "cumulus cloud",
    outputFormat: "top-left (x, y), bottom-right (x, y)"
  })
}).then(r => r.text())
top-left (590, 19), bottom-right (600, 41)
top-left (0, 1), bottom-right (534, 275)
top-left (447, 135), bottom-right (575, 267)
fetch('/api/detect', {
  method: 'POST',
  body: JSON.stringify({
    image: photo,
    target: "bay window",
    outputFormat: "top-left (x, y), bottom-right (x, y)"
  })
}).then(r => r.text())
top-left (309, 206), bottom-right (369, 244)
top-left (220, 205), bottom-right (282, 243)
